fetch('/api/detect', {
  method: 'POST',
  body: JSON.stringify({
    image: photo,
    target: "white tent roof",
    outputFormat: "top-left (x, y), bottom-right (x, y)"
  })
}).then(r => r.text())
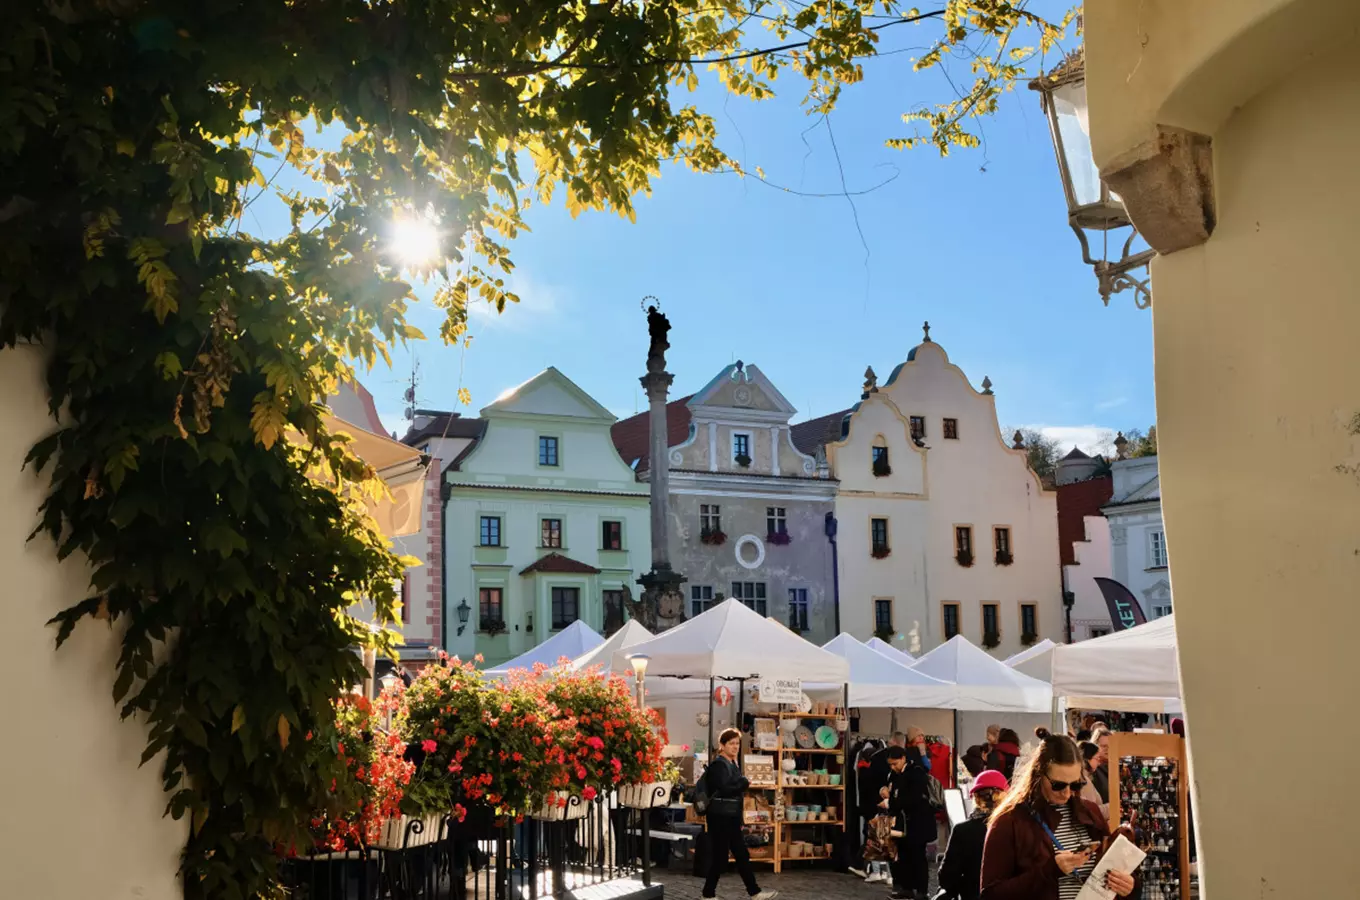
top-left (1051, 615), bottom-right (1181, 702)
top-left (865, 636), bottom-right (916, 664)
top-left (910, 636), bottom-right (1053, 713)
top-left (611, 599), bottom-right (850, 682)
top-left (819, 634), bottom-right (955, 708)
top-left (568, 619), bottom-right (653, 672)
top-left (484, 620), bottom-right (604, 677)
top-left (1005, 639), bottom-right (1058, 682)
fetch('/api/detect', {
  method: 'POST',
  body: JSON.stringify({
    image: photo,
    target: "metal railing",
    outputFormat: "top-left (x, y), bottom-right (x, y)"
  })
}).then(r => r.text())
top-left (280, 796), bottom-right (658, 900)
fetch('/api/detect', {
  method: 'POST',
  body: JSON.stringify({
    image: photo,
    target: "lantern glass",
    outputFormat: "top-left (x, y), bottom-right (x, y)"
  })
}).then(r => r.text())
top-left (628, 653), bottom-right (650, 677)
top-left (1050, 79), bottom-right (1103, 209)
top-left (456, 599), bottom-right (471, 625)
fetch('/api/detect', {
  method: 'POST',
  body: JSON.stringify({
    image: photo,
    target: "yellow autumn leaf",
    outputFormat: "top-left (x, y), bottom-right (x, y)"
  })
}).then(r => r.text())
top-left (277, 714), bottom-right (290, 750)
top-left (231, 705), bottom-right (246, 734)
top-left (250, 392), bottom-right (287, 450)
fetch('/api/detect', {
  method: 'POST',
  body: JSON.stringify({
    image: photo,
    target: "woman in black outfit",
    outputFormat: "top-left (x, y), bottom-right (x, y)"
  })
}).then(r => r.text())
top-left (882, 745), bottom-right (936, 900)
top-left (702, 728), bottom-right (777, 900)
top-left (937, 769), bottom-right (1008, 900)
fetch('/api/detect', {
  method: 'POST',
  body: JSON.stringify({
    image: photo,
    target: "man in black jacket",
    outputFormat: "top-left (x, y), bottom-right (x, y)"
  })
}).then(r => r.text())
top-left (851, 733), bottom-right (906, 880)
top-left (881, 745), bottom-right (934, 900)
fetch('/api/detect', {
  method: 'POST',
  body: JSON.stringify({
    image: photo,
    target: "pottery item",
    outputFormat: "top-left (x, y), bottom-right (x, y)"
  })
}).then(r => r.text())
top-left (815, 725), bottom-right (839, 749)
top-left (795, 726), bottom-right (815, 749)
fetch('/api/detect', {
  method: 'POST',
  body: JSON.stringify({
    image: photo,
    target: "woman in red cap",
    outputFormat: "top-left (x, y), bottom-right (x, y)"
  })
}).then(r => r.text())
top-left (937, 770), bottom-right (1008, 900)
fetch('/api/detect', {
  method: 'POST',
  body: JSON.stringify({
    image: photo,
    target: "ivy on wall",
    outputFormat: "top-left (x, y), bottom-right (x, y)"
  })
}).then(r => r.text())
top-left (1, 2), bottom-right (1067, 896)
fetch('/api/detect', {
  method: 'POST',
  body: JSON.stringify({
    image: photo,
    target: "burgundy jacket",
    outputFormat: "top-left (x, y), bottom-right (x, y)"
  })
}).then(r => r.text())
top-left (980, 798), bottom-right (1137, 900)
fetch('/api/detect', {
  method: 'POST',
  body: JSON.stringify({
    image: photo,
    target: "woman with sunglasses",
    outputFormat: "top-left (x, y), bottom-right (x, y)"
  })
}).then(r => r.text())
top-left (980, 729), bottom-right (1137, 900)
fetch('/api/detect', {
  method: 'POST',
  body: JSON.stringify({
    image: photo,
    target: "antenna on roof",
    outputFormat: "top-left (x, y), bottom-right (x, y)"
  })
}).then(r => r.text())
top-left (403, 353), bottom-right (421, 421)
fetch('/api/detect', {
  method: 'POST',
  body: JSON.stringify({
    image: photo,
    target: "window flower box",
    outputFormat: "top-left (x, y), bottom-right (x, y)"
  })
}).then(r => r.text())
top-left (1021, 630), bottom-right (1039, 647)
top-left (871, 546), bottom-right (891, 559)
top-left (767, 530), bottom-right (791, 546)
top-left (533, 790), bottom-right (590, 821)
top-left (372, 812), bottom-right (446, 851)
top-left (734, 453), bottom-right (752, 468)
top-left (995, 550), bottom-right (1013, 566)
top-left (482, 618), bottom-right (506, 636)
top-left (955, 550), bottom-right (974, 568)
top-left (873, 626), bottom-right (895, 642)
top-left (982, 630), bottom-right (1001, 649)
top-left (872, 458), bottom-right (892, 477)
top-left (700, 528), bottom-right (727, 546)
top-left (619, 781), bottom-right (674, 810)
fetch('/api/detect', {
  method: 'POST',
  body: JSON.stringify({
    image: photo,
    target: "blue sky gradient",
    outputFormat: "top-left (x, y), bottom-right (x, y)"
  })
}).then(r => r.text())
top-left (253, 9), bottom-right (1156, 452)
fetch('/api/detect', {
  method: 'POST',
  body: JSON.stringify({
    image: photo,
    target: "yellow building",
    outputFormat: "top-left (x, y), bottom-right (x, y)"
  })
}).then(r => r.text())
top-left (1079, 2), bottom-right (1360, 895)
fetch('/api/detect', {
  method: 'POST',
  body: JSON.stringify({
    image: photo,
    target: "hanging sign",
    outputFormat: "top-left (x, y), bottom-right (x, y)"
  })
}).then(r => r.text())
top-left (713, 685), bottom-right (733, 707)
top-left (757, 678), bottom-right (803, 705)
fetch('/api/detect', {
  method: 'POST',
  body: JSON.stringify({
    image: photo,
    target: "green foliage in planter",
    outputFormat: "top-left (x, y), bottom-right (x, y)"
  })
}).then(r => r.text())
top-left (3, 2), bottom-right (1070, 894)
top-left (734, 453), bottom-right (753, 468)
top-left (1021, 630), bottom-right (1039, 647)
top-left (544, 668), bottom-right (666, 797)
top-left (982, 630), bottom-right (1002, 649)
top-left (956, 549), bottom-right (975, 567)
top-left (995, 550), bottom-right (1014, 566)
top-left (872, 546), bottom-right (892, 559)
top-left (874, 626), bottom-right (895, 642)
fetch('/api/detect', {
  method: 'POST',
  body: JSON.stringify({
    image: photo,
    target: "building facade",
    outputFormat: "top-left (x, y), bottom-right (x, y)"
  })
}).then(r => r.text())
top-left (443, 368), bottom-right (651, 666)
top-left (612, 363), bottom-right (838, 643)
top-left (1056, 450), bottom-right (1115, 641)
top-left (792, 329), bottom-right (1063, 657)
top-left (1101, 456), bottom-right (1170, 619)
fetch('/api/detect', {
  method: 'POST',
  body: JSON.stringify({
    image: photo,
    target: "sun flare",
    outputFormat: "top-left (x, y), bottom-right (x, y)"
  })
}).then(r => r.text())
top-left (390, 214), bottom-right (441, 267)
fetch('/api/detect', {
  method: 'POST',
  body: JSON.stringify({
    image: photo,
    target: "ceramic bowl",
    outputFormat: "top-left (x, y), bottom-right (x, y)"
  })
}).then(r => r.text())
top-left (829, 774), bottom-right (842, 786)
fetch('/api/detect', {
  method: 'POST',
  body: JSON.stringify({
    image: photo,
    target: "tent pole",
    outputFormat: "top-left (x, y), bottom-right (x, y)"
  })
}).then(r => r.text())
top-left (708, 677), bottom-right (715, 758)
top-left (952, 709), bottom-right (958, 788)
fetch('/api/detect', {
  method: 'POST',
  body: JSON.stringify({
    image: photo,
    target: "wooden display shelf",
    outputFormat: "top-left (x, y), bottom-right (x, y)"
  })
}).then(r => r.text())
top-left (778, 783), bottom-right (844, 791)
top-left (780, 819), bottom-right (841, 826)
top-left (780, 748), bottom-right (845, 755)
top-left (1109, 733), bottom-right (1190, 900)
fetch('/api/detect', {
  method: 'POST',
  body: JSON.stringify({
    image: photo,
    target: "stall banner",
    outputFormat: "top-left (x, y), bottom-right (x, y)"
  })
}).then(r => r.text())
top-left (1094, 577), bottom-right (1150, 632)
top-left (756, 678), bottom-right (802, 705)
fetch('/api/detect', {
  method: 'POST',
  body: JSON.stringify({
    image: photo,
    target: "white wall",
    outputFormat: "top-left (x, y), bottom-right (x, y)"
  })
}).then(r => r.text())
top-left (1, 345), bottom-right (183, 898)
top-left (831, 341), bottom-right (1063, 656)
top-left (1065, 515), bottom-right (1115, 639)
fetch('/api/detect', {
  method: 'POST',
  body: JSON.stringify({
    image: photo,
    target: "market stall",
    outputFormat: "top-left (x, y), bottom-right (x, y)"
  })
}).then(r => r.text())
top-left (483, 619), bottom-right (603, 678)
top-left (611, 600), bottom-right (851, 873)
top-left (1050, 615), bottom-right (1181, 712)
top-left (1003, 639), bottom-right (1058, 682)
top-left (818, 634), bottom-right (954, 708)
top-left (864, 635), bottom-right (916, 665)
top-left (568, 619), bottom-right (652, 671)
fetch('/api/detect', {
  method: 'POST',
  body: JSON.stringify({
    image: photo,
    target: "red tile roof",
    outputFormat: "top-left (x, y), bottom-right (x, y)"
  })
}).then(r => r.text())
top-left (519, 553), bottom-right (602, 576)
top-left (790, 409), bottom-right (852, 456)
top-left (610, 396), bottom-right (694, 472)
top-left (1056, 475), bottom-right (1114, 566)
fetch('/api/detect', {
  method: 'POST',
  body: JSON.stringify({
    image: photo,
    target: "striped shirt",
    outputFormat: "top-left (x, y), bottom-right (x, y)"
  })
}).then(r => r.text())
top-left (1053, 804), bottom-right (1094, 900)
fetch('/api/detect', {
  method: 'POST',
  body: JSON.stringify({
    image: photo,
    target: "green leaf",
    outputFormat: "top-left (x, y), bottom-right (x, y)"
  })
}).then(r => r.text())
top-left (203, 523), bottom-right (246, 559)
top-left (231, 705), bottom-right (246, 734)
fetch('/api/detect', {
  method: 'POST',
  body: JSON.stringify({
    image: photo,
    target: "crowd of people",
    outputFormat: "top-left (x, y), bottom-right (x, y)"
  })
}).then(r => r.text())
top-left (849, 720), bottom-right (1136, 900)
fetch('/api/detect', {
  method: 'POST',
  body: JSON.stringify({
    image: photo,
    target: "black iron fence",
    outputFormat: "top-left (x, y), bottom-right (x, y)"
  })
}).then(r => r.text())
top-left (280, 796), bottom-right (658, 900)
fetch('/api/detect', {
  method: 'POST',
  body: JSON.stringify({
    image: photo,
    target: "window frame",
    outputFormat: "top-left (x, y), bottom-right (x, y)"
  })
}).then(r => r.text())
top-left (874, 598), bottom-right (894, 633)
top-left (602, 589), bottom-right (626, 634)
top-left (731, 431), bottom-right (752, 465)
top-left (1149, 530), bottom-right (1168, 569)
top-left (955, 525), bottom-right (974, 556)
top-left (909, 415), bottom-right (926, 440)
top-left (943, 417), bottom-right (959, 440)
top-left (731, 581), bottom-right (767, 616)
top-left (870, 517), bottom-right (890, 553)
top-left (981, 602), bottom-right (1001, 641)
top-left (479, 586), bottom-right (504, 628)
top-left (766, 506), bottom-right (788, 535)
top-left (942, 601), bottom-right (961, 640)
top-left (1020, 602), bottom-right (1038, 638)
top-left (700, 504), bottom-right (722, 533)
top-left (690, 585), bottom-right (715, 618)
top-left (550, 586), bottom-right (580, 630)
top-left (537, 434), bottom-right (561, 468)
top-left (787, 587), bottom-right (809, 632)
top-left (401, 573), bottom-right (411, 625)
top-left (479, 515), bottom-right (502, 548)
top-left (540, 517), bottom-right (563, 549)
top-left (601, 519), bottom-right (623, 551)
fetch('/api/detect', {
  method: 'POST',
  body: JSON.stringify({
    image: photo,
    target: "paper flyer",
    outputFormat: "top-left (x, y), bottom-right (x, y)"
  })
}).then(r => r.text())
top-left (1075, 834), bottom-right (1148, 900)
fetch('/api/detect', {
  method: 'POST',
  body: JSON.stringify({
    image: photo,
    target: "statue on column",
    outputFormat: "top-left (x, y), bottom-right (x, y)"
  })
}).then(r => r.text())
top-left (646, 304), bottom-right (670, 376)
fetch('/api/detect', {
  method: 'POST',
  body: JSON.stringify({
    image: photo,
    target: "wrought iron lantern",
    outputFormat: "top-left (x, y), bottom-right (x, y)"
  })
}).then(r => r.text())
top-left (456, 597), bottom-right (471, 636)
top-left (1031, 48), bottom-right (1154, 308)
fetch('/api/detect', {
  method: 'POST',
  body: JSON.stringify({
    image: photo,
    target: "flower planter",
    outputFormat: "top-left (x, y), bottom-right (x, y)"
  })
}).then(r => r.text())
top-left (372, 812), bottom-right (445, 851)
top-left (619, 781), bottom-right (674, 810)
top-left (532, 791), bottom-right (589, 821)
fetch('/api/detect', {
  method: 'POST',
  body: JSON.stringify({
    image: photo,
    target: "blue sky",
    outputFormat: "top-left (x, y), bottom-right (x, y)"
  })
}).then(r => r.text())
top-left (258, 11), bottom-right (1155, 453)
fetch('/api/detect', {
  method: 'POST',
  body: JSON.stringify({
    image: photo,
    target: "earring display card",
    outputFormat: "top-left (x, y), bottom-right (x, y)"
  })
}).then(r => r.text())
top-left (1117, 756), bottom-right (1181, 900)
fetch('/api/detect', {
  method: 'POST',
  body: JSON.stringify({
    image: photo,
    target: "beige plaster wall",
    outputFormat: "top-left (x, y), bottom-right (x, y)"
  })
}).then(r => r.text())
top-left (1085, 2), bottom-right (1360, 894)
top-left (0, 344), bottom-right (183, 898)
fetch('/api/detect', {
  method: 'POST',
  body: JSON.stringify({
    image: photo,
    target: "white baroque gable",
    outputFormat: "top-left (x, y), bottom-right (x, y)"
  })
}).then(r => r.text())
top-left (480, 367), bottom-right (615, 422)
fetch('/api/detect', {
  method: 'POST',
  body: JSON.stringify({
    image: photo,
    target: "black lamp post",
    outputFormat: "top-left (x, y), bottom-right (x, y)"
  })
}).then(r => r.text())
top-left (456, 598), bottom-right (470, 637)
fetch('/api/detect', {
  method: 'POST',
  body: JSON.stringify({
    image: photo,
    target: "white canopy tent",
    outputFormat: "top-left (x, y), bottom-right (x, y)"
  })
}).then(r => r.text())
top-left (1004, 639), bottom-right (1058, 683)
top-left (610, 598), bottom-right (850, 682)
top-left (818, 633), bottom-right (956, 708)
top-left (1051, 615), bottom-right (1182, 712)
top-left (910, 636), bottom-right (1053, 713)
top-left (865, 636), bottom-right (916, 665)
top-left (484, 620), bottom-right (603, 678)
top-left (568, 619), bottom-right (652, 672)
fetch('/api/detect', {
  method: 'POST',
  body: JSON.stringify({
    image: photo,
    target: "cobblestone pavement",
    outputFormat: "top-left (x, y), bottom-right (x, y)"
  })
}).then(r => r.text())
top-left (653, 862), bottom-right (939, 900)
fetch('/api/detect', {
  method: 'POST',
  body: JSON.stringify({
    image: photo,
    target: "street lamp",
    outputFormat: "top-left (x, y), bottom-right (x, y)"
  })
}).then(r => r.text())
top-left (456, 598), bottom-right (470, 637)
top-left (1030, 48), bottom-right (1154, 309)
top-left (628, 653), bottom-right (650, 711)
